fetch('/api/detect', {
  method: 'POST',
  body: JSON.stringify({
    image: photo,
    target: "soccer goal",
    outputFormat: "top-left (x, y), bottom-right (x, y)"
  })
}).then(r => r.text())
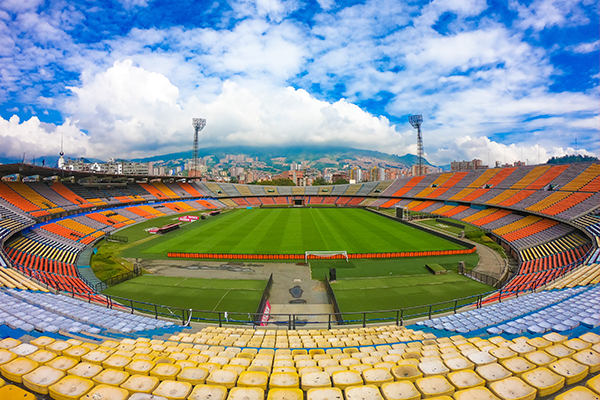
top-left (305, 250), bottom-right (349, 263)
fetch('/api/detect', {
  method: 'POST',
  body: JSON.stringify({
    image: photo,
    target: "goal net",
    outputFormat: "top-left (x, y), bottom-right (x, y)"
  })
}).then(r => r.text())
top-left (305, 250), bottom-right (349, 264)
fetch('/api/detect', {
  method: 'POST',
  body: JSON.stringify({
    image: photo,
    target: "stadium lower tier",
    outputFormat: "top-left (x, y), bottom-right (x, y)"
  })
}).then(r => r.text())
top-left (0, 307), bottom-right (598, 400)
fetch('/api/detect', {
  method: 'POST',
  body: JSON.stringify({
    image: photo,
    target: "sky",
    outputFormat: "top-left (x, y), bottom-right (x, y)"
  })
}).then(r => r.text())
top-left (0, 0), bottom-right (598, 166)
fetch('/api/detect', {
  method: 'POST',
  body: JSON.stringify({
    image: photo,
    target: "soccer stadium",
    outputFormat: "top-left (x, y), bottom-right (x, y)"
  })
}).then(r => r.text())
top-left (0, 161), bottom-right (598, 399)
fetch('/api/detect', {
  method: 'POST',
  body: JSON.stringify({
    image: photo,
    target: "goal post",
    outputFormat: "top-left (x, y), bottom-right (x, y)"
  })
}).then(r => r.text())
top-left (305, 250), bottom-right (349, 264)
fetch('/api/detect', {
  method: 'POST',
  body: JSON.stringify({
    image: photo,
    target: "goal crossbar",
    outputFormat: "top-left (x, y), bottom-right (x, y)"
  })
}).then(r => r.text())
top-left (305, 251), bottom-right (349, 263)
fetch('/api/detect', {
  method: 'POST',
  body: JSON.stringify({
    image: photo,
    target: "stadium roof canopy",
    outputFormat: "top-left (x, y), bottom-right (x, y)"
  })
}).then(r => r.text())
top-left (0, 163), bottom-right (169, 181)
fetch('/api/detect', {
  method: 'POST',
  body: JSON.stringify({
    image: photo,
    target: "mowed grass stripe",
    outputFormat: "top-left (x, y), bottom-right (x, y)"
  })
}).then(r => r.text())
top-left (139, 208), bottom-right (467, 256)
top-left (102, 276), bottom-right (264, 314)
top-left (333, 276), bottom-right (492, 313)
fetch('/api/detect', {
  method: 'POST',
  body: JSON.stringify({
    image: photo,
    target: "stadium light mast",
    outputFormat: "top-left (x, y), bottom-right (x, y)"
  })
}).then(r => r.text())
top-left (408, 114), bottom-right (424, 176)
top-left (191, 118), bottom-right (206, 178)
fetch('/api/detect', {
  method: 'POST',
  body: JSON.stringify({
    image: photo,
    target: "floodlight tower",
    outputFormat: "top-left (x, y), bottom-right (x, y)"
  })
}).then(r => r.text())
top-left (191, 118), bottom-right (206, 178)
top-left (408, 114), bottom-right (424, 176)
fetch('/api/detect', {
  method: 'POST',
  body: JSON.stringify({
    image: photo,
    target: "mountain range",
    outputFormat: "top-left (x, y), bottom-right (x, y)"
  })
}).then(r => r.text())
top-left (133, 145), bottom-right (442, 169)
top-left (0, 146), bottom-right (443, 169)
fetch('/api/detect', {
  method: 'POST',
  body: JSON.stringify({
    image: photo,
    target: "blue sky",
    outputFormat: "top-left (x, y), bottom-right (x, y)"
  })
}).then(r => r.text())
top-left (0, 0), bottom-right (598, 165)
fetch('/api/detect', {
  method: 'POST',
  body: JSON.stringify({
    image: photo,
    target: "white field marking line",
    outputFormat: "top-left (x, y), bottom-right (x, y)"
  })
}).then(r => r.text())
top-left (213, 290), bottom-right (230, 311)
top-left (173, 278), bottom-right (189, 286)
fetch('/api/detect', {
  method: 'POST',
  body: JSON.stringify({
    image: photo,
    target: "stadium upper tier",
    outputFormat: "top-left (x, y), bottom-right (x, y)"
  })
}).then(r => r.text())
top-left (0, 162), bottom-right (598, 292)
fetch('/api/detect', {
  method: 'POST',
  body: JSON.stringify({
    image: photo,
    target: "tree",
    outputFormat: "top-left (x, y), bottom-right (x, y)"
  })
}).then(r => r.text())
top-left (260, 178), bottom-right (296, 186)
top-left (312, 177), bottom-right (327, 186)
top-left (333, 178), bottom-right (349, 185)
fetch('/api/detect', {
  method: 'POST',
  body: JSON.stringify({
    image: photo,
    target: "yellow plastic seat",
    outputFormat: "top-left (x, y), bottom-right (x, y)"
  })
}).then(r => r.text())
top-left (187, 384), bottom-right (228, 400)
top-left (66, 362), bottom-right (102, 379)
top-left (81, 350), bottom-right (110, 365)
top-left (197, 362), bottom-right (221, 373)
top-left (444, 356), bottom-right (474, 372)
top-left (587, 374), bottom-right (600, 395)
top-left (572, 349), bottom-right (600, 373)
top-left (227, 386), bottom-right (264, 400)
top-left (0, 349), bottom-right (17, 366)
top-left (176, 366), bottom-right (209, 385)
top-left (453, 386), bottom-right (501, 400)
top-left (92, 368), bottom-right (130, 387)
top-left (120, 374), bottom-right (159, 395)
top-left (543, 333), bottom-right (567, 344)
top-left (508, 343), bottom-right (535, 358)
top-left (345, 384), bottom-right (383, 399)
top-left (46, 341), bottom-right (72, 355)
top-left (152, 380), bottom-right (192, 400)
top-left (554, 386), bottom-right (600, 400)
top-left (206, 369), bottom-right (238, 389)
top-left (447, 370), bottom-right (485, 391)
top-left (549, 358), bottom-right (589, 385)
top-left (415, 376), bottom-right (455, 398)
top-left (62, 345), bottom-right (89, 361)
top-left (48, 356), bottom-right (79, 372)
top-left (0, 357), bottom-right (39, 383)
top-left (81, 384), bottom-right (129, 400)
top-left (564, 338), bottom-right (592, 351)
top-left (30, 336), bottom-right (55, 350)
top-left (390, 365), bottom-right (422, 382)
top-left (150, 363), bottom-right (182, 380)
top-left (467, 352), bottom-right (497, 367)
top-left (523, 350), bottom-right (556, 368)
top-left (380, 381), bottom-right (420, 400)
top-left (22, 365), bottom-right (65, 394)
top-left (521, 367), bottom-right (564, 397)
top-left (26, 349), bottom-right (58, 365)
top-left (103, 354), bottom-right (132, 371)
top-left (332, 369), bottom-right (363, 390)
top-left (489, 348), bottom-right (517, 362)
top-left (0, 338), bottom-right (21, 350)
top-left (48, 375), bottom-right (94, 400)
top-left (526, 337), bottom-right (551, 350)
top-left (237, 370), bottom-right (269, 390)
top-left (419, 360), bottom-right (450, 377)
top-left (324, 365), bottom-right (347, 376)
top-left (267, 387), bottom-right (303, 400)
top-left (545, 344), bottom-right (575, 359)
top-left (125, 360), bottom-right (156, 376)
top-left (488, 377), bottom-right (536, 400)
top-left (0, 385), bottom-right (36, 400)
top-left (302, 371), bottom-right (331, 390)
top-left (500, 357), bottom-right (535, 378)
top-left (269, 371), bottom-right (299, 388)
top-left (307, 387), bottom-right (343, 400)
top-left (362, 368), bottom-right (394, 387)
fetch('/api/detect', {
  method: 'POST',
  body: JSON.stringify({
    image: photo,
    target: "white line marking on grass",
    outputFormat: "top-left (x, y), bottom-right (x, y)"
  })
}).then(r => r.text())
top-left (213, 289), bottom-right (230, 311)
top-left (173, 278), bottom-right (188, 286)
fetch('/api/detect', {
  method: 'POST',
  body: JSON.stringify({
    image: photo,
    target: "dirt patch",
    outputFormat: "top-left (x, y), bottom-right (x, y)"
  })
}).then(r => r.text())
top-left (312, 282), bottom-right (327, 292)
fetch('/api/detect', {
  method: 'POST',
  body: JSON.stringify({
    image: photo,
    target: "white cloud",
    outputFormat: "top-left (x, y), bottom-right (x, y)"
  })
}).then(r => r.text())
top-left (56, 60), bottom-right (401, 159)
top-left (0, 0), bottom-right (44, 13)
top-left (316, 0), bottom-right (335, 11)
top-left (510, 0), bottom-right (591, 31)
top-left (570, 40), bottom-right (599, 54)
top-left (0, 115), bottom-right (89, 160)
top-left (226, 0), bottom-right (300, 22)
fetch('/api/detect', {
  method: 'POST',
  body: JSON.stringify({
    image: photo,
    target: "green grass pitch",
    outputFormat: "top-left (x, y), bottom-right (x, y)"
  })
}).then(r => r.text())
top-left (331, 273), bottom-right (493, 321)
top-left (102, 276), bottom-right (266, 321)
top-left (122, 208), bottom-right (467, 258)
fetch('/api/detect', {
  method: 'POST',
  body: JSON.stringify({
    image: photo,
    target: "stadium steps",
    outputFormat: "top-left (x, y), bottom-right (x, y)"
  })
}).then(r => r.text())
top-left (77, 266), bottom-right (102, 289)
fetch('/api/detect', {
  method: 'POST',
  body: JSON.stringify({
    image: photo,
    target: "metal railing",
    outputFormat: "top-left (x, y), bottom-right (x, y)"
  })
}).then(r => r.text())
top-left (461, 269), bottom-right (501, 287)
top-left (254, 273), bottom-right (273, 325)
top-left (95, 268), bottom-right (142, 292)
